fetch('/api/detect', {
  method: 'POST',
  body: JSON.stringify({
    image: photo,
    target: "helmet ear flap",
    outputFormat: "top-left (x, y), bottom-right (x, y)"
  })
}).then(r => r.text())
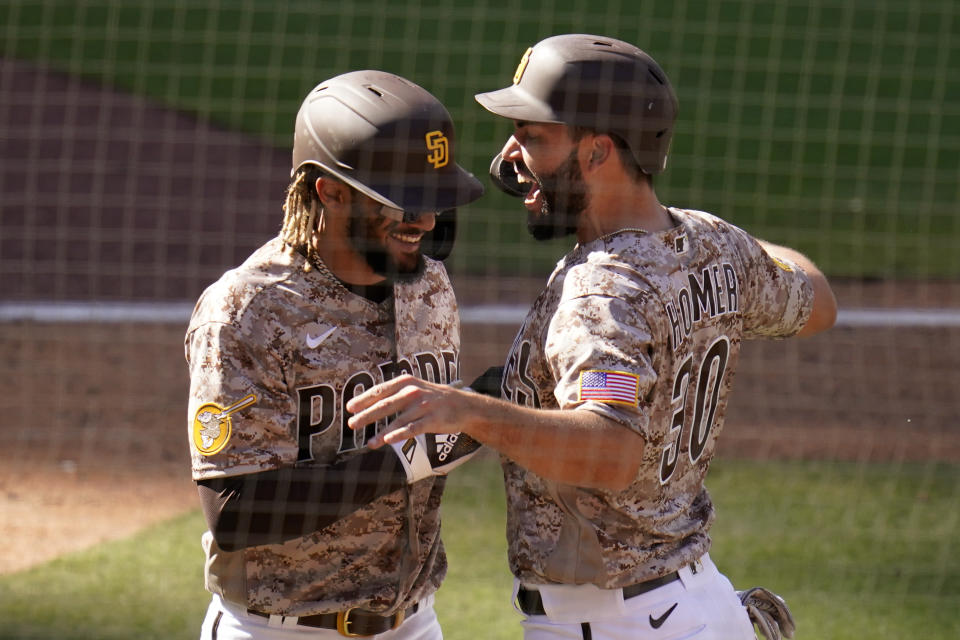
top-left (489, 153), bottom-right (526, 198)
top-left (422, 211), bottom-right (457, 261)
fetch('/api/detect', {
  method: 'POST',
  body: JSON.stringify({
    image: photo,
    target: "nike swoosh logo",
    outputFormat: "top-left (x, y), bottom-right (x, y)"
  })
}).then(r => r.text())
top-left (305, 326), bottom-right (336, 349)
top-left (649, 602), bottom-right (678, 629)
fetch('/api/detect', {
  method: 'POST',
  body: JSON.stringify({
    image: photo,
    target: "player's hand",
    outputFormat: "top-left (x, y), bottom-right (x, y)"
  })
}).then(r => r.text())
top-left (346, 374), bottom-right (472, 448)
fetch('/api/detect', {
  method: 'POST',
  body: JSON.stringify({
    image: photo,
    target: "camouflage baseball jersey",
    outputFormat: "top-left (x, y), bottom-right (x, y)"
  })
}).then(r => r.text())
top-left (185, 237), bottom-right (460, 616)
top-left (499, 208), bottom-right (813, 588)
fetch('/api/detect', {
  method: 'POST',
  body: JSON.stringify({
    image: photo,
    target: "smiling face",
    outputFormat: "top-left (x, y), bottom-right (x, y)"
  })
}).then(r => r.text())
top-left (501, 122), bottom-right (591, 241)
top-left (310, 175), bottom-right (437, 284)
top-left (348, 198), bottom-right (436, 279)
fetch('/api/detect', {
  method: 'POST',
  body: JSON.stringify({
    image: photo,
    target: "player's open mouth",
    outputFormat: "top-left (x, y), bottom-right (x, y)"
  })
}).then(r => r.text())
top-left (523, 183), bottom-right (542, 211)
top-left (514, 165), bottom-right (543, 213)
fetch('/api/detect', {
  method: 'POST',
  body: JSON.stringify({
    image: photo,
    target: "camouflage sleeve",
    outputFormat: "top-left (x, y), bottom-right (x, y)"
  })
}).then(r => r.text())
top-left (186, 319), bottom-right (298, 481)
top-left (730, 228), bottom-right (814, 338)
top-left (545, 289), bottom-right (657, 434)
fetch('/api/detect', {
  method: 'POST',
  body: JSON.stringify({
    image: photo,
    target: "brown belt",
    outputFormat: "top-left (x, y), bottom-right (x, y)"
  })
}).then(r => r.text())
top-left (516, 571), bottom-right (681, 616)
top-left (247, 602), bottom-right (419, 637)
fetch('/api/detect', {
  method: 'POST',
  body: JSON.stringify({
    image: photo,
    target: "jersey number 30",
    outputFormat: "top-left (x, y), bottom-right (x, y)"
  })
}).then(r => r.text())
top-left (660, 336), bottom-right (730, 485)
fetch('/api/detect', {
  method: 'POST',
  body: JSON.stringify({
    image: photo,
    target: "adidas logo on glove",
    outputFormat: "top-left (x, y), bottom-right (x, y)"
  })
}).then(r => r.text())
top-left (433, 433), bottom-right (461, 462)
top-left (390, 432), bottom-right (482, 483)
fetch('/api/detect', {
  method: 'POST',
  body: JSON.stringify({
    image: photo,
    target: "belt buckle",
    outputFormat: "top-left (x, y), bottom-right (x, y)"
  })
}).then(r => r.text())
top-left (391, 608), bottom-right (406, 630)
top-left (336, 608), bottom-right (366, 638)
top-left (336, 607), bottom-right (404, 637)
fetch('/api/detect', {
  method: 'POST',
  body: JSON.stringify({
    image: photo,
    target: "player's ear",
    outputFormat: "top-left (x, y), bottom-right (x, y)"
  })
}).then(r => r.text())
top-left (316, 176), bottom-right (348, 209)
top-left (586, 135), bottom-right (614, 169)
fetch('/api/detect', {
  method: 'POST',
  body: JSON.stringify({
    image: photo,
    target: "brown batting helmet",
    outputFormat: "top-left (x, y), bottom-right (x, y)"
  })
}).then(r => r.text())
top-left (293, 70), bottom-right (483, 213)
top-left (475, 34), bottom-right (678, 175)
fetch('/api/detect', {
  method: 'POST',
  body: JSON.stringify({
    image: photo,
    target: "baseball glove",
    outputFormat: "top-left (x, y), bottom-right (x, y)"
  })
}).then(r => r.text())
top-left (737, 587), bottom-right (796, 640)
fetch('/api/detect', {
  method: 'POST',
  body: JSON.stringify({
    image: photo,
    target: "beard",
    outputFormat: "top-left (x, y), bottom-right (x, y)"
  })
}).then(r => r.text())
top-left (527, 148), bottom-right (589, 241)
top-left (348, 202), bottom-right (424, 282)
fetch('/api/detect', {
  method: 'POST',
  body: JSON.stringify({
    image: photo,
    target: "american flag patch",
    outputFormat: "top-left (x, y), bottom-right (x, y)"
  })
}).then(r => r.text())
top-left (578, 369), bottom-right (640, 406)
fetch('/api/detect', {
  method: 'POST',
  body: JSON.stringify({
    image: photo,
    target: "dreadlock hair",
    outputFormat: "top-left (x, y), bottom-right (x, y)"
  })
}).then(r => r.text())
top-left (280, 164), bottom-right (326, 269)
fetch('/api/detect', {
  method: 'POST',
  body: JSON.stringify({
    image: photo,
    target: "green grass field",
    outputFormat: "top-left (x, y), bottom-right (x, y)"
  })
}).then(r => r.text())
top-left (2, 0), bottom-right (957, 278)
top-left (1, 455), bottom-right (957, 639)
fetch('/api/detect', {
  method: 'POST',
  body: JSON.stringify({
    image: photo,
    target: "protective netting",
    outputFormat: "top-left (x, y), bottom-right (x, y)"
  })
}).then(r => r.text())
top-left (0, 2), bottom-right (957, 638)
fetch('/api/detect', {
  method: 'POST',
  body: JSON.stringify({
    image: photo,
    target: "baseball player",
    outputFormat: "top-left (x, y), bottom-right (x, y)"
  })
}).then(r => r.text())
top-left (345, 35), bottom-right (836, 640)
top-left (185, 70), bottom-right (483, 639)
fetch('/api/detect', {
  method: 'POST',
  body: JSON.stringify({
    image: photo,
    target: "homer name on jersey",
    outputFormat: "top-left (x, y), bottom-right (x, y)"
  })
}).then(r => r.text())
top-left (665, 262), bottom-right (739, 351)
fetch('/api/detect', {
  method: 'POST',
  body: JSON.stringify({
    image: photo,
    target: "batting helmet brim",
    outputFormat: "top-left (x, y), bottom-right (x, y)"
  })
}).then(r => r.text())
top-left (475, 85), bottom-right (562, 124)
top-left (299, 158), bottom-right (484, 214)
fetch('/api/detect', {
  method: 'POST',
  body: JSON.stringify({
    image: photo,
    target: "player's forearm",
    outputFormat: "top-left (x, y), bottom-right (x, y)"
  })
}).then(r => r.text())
top-left (463, 395), bottom-right (644, 491)
top-left (197, 450), bottom-right (407, 551)
top-left (345, 374), bottom-right (644, 491)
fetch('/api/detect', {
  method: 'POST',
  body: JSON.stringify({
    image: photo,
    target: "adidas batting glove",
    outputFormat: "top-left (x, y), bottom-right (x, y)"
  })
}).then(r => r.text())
top-left (389, 432), bottom-right (482, 483)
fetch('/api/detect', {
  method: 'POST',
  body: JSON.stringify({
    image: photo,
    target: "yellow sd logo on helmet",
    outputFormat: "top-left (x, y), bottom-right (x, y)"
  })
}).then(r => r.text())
top-left (192, 393), bottom-right (257, 456)
top-left (513, 47), bottom-right (533, 84)
top-left (425, 130), bottom-right (449, 168)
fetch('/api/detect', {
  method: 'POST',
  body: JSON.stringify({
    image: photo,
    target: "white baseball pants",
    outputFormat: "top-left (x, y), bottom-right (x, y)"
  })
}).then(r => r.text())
top-left (516, 554), bottom-right (757, 640)
top-left (199, 593), bottom-right (442, 640)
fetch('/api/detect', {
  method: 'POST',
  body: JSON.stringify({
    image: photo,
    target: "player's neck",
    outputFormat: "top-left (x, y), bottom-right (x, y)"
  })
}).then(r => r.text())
top-left (577, 180), bottom-right (673, 243)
